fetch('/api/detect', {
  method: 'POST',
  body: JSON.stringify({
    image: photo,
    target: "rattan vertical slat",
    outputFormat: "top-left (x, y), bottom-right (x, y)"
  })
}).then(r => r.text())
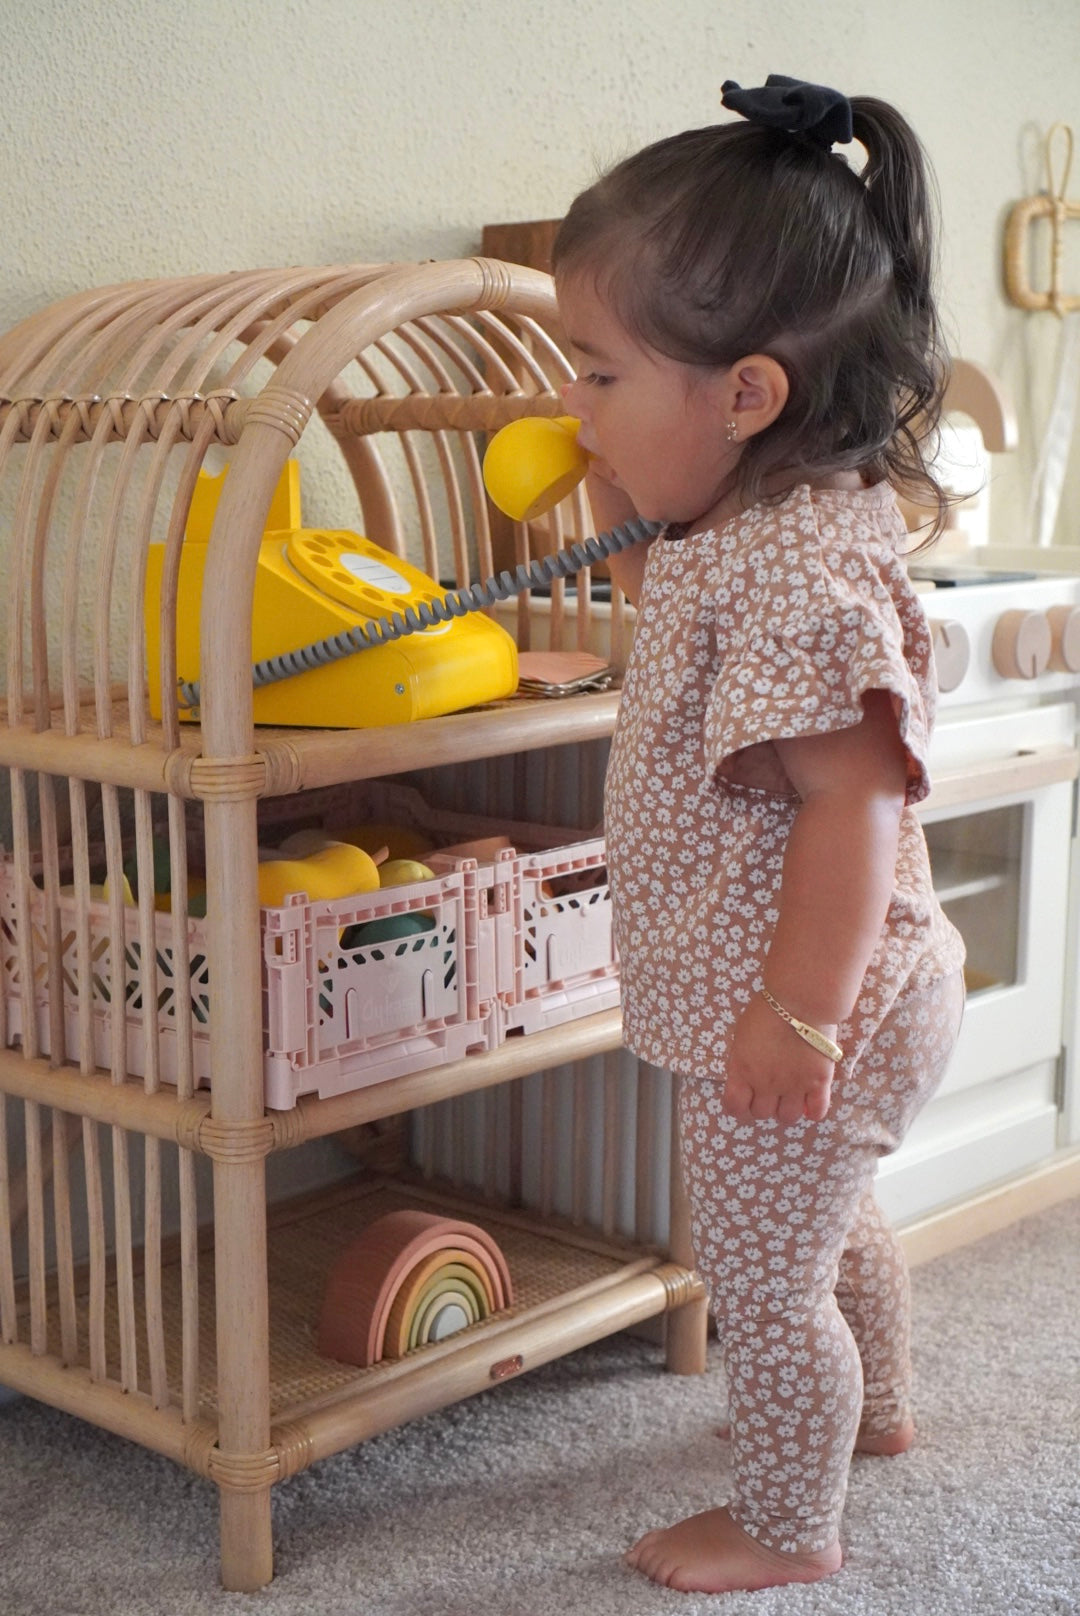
top-left (81, 1117), bottom-right (107, 1382)
top-left (634, 1062), bottom-right (656, 1246)
top-left (36, 776), bottom-right (66, 1063)
top-left (10, 772), bottom-right (37, 1063)
top-left (539, 1068), bottom-right (557, 1219)
top-left (601, 1051), bottom-right (621, 1239)
top-left (109, 1122), bottom-right (138, 1393)
top-left (0, 1101), bottom-right (15, 1342)
top-left (23, 1098), bottom-right (46, 1352)
top-left (50, 1111), bottom-right (79, 1363)
top-left (143, 1134), bottom-right (168, 1407)
top-left (178, 1143), bottom-right (200, 1421)
top-left (66, 779), bottom-right (97, 1074)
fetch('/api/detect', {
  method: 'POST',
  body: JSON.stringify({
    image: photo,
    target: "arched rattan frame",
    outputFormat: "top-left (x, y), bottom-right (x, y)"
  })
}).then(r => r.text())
top-left (0, 259), bottom-right (704, 1591)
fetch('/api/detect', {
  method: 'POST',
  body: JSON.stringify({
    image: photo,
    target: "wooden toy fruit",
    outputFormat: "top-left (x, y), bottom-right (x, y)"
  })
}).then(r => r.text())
top-left (341, 913), bottom-right (436, 949)
top-left (437, 835), bottom-right (510, 861)
top-left (337, 822), bottom-right (435, 861)
top-left (154, 876), bottom-right (208, 917)
top-left (378, 858), bottom-right (435, 888)
top-left (256, 842), bottom-right (380, 907)
top-left (102, 871), bottom-right (136, 906)
top-left (124, 838), bottom-right (171, 901)
top-left (121, 837), bottom-right (207, 914)
top-left (278, 827), bottom-right (334, 856)
top-left (482, 415), bottom-right (589, 522)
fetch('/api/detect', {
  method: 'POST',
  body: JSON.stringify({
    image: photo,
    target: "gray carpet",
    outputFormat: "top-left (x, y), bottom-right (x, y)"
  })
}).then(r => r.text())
top-left (2, 1199), bottom-right (1078, 1616)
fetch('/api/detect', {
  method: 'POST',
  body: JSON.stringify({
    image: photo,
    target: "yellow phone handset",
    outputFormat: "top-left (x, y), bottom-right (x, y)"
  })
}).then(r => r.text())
top-left (481, 415), bottom-right (589, 522)
top-left (145, 462), bottom-right (519, 729)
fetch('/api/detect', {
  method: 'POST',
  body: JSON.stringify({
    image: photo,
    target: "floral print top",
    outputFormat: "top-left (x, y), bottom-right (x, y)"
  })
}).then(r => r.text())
top-left (605, 481), bottom-right (965, 1078)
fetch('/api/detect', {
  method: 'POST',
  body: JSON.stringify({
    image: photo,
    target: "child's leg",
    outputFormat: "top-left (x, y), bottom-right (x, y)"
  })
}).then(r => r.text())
top-left (627, 970), bottom-right (963, 1593)
top-left (836, 1190), bottom-right (914, 1451)
top-left (714, 1191), bottom-right (911, 1453)
top-left (628, 1104), bottom-right (865, 1591)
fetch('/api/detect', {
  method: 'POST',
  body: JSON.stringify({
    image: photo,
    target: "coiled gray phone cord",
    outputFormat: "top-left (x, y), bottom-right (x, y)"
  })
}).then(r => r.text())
top-left (176, 515), bottom-right (662, 711)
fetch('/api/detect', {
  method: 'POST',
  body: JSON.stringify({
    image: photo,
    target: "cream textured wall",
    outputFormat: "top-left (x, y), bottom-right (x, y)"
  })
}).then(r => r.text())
top-left (1, 0), bottom-right (1078, 536)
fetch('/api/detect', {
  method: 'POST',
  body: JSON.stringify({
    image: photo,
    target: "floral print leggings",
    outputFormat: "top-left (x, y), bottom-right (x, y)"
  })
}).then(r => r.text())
top-left (678, 970), bottom-right (965, 1555)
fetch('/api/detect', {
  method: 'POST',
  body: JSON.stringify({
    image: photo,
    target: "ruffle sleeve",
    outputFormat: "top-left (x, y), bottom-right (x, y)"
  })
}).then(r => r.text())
top-left (704, 539), bottom-right (935, 806)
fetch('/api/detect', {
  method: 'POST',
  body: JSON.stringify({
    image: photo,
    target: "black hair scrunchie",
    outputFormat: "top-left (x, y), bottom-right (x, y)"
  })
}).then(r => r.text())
top-left (720, 73), bottom-right (853, 150)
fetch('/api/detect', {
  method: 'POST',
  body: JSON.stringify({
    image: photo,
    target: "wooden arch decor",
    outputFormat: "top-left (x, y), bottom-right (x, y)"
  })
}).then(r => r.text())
top-left (318, 1209), bottom-right (514, 1367)
top-left (1004, 123), bottom-right (1080, 316)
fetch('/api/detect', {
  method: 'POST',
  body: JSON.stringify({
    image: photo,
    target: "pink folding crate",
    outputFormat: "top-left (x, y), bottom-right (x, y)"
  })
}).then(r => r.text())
top-left (261, 862), bottom-right (495, 1109)
top-left (250, 779), bottom-right (620, 1045)
top-left (0, 851), bottom-right (495, 1107)
top-left (299, 781), bottom-right (620, 1037)
top-left (0, 855), bottom-right (214, 1085)
top-left (497, 833), bottom-right (620, 1037)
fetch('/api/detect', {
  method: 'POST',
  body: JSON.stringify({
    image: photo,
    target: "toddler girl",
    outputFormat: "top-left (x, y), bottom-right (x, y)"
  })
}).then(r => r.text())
top-left (553, 74), bottom-right (966, 1594)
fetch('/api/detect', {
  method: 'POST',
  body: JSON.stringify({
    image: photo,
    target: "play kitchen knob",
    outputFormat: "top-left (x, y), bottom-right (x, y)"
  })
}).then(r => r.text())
top-left (927, 618), bottom-right (970, 692)
top-left (1047, 604), bottom-right (1080, 672)
top-left (991, 609), bottom-right (1052, 679)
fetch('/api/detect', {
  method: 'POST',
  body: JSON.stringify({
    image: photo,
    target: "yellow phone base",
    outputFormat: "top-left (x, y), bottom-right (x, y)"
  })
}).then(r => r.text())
top-left (145, 464), bottom-right (519, 729)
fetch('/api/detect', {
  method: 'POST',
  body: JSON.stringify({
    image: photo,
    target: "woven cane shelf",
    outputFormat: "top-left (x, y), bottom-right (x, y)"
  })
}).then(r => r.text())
top-left (14, 1175), bottom-right (691, 1428)
top-left (0, 257), bottom-right (707, 1592)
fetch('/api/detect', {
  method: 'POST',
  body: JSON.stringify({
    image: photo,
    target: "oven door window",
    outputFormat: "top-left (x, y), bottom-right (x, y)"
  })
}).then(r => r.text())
top-left (920, 777), bottom-right (1072, 1092)
top-left (924, 803), bottom-right (1023, 996)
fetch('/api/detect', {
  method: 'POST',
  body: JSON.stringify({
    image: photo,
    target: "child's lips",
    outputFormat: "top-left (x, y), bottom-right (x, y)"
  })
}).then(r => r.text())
top-left (586, 451), bottom-right (622, 487)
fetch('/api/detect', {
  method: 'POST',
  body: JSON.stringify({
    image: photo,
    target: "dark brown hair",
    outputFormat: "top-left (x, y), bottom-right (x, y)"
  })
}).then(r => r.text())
top-left (553, 98), bottom-right (950, 539)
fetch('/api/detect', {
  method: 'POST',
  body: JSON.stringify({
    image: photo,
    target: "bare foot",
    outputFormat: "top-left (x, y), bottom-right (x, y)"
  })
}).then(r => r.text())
top-left (714, 1417), bottom-right (915, 1456)
top-left (854, 1416), bottom-right (915, 1456)
top-left (625, 1506), bottom-right (842, 1594)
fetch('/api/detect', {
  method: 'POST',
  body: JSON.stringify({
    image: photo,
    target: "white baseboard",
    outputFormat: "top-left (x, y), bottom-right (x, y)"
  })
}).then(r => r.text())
top-left (898, 1149), bottom-right (1080, 1267)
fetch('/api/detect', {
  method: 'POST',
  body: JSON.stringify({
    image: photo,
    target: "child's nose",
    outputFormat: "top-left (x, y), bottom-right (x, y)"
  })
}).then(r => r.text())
top-left (562, 377), bottom-right (589, 421)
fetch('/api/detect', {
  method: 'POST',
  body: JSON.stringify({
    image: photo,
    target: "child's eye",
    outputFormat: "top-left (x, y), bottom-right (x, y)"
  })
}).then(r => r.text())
top-left (580, 371), bottom-right (614, 388)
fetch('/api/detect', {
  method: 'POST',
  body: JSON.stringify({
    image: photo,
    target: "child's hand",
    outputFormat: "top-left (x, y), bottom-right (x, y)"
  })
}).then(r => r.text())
top-left (722, 994), bottom-right (835, 1125)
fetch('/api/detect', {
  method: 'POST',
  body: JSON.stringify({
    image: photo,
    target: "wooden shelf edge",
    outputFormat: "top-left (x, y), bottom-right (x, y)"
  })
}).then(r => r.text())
top-left (281, 1006), bottom-right (625, 1138)
top-left (0, 1045), bottom-right (207, 1140)
top-left (256, 688), bottom-right (622, 794)
top-left (0, 1339), bottom-right (202, 1467)
top-left (0, 1009), bottom-right (623, 1142)
top-left (0, 690), bottom-right (621, 797)
top-left (278, 1257), bottom-right (696, 1467)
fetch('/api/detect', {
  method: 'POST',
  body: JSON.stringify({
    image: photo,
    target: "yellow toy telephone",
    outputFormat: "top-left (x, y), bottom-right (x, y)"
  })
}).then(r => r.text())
top-left (145, 420), bottom-right (659, 729)
top-left (144, 461), bottom-right (520, 728)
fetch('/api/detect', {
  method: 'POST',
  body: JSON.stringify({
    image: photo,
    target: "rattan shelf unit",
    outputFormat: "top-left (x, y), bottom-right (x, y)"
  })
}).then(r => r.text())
top-left (0, 259), bottom-right (706, 1591)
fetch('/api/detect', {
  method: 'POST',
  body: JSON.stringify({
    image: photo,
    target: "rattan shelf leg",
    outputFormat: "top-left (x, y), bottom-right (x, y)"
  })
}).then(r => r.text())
top-left (664, 1082), bottom-right (708, 1376)
top-left (220, 1486), bottom-right (274, 1593)
top-left (205, 795), bottom-right (276, 1591)
top-left (214, 1153), bottom-right (274, 1593)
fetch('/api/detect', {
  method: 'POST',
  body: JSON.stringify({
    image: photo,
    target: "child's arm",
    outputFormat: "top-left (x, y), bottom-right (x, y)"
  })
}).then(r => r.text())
top-left (722, 689), bottom-right (909, 1126)
top-left (584, 466), bottom-right (654, 607)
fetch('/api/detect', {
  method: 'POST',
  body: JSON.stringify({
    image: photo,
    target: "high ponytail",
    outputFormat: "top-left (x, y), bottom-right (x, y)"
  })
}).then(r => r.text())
top-left (846, 98), bottom-right (949, 537)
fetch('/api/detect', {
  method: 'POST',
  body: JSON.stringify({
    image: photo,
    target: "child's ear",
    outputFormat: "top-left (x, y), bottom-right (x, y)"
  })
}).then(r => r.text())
top-left (729, 355), bottom-right (789, 437)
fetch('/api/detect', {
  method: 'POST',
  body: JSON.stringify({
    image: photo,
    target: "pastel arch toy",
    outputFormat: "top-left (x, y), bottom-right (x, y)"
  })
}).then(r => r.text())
top-left (317, 1209), bottom-right (514, 1366)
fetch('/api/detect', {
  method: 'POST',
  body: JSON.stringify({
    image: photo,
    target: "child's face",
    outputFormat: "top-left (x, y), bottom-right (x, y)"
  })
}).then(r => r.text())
top-left (557, 274), bottom-right (738, 525)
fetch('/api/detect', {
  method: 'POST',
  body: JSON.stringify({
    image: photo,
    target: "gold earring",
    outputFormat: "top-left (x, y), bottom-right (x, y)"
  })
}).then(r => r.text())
top-left (725, 420), bottom-right (739, 443)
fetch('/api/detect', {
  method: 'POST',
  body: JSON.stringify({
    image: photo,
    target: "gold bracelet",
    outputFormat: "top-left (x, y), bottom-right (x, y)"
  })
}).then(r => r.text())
top-left (759, 988), bottom-right (844, 1063)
